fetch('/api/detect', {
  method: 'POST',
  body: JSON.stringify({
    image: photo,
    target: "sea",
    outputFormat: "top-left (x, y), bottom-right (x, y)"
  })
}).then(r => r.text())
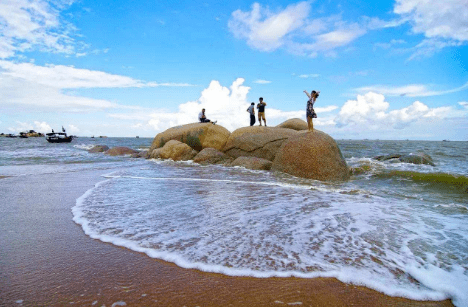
top-left (1, 136), bottom-right (467, 306)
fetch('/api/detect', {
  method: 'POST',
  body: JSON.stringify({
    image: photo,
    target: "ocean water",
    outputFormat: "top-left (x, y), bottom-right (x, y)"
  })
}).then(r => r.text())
top-left (1, 136), bottom-right (467, 306)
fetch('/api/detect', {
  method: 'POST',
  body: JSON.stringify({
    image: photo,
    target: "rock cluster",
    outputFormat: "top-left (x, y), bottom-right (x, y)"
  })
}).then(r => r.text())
top-left (145, 120), bottom-right (349, 181)
top-left (86, 119), bottom-right (351, 181)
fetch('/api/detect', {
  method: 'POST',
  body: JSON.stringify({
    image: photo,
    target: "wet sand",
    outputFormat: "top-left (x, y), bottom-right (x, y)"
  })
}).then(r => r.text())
top-left (0, 170), bottom-right (454, 306)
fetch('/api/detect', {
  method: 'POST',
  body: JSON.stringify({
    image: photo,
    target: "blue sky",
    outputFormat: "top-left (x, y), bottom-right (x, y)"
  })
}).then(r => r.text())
top-left (0, 0), bottom-right (467, 140)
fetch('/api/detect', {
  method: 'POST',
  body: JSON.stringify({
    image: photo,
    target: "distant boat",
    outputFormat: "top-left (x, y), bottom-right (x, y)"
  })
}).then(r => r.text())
top-left (136, 136), bottom-right (139, 138)
top-left (99, 136), bottom-right (107, 138)
top-left (45, 131), bottom-right (73, 143)
top-left (5, 134), bottom-right (17, 138)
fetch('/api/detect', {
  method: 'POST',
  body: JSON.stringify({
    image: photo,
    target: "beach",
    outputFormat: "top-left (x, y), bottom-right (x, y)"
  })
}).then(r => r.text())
top-left (0, 169), bottom-right (455, 306)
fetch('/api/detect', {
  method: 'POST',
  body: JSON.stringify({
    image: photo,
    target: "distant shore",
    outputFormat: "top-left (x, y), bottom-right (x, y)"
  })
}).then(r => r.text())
top-left (0, 169), bottom-right (454, 306)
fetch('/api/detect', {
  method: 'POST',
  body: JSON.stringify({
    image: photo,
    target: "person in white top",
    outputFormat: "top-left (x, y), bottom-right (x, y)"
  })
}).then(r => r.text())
top-left (198, 108), bottom-right (216, 124)
top-left (246, 103), bottom-right (256, 126)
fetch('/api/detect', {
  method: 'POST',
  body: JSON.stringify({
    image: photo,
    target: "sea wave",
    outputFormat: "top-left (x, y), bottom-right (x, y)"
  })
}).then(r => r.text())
top-left (73, 170), bottom-right (468, 306)
top-left (374, 170), bottom-right (468, 193)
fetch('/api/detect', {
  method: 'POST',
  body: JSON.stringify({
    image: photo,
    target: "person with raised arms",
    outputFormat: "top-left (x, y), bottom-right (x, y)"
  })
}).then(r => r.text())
top-left (303, 90), bottom-right (319, 131)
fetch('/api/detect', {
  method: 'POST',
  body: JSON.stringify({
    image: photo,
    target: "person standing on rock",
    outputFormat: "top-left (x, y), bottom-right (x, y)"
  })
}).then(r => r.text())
top-left (198, 108), bottom-right (217, 124)
top-left (247, 102), bottom-right (256, 126)
top-left (257, 97), bottom-right (267, 126)
top-left (304, 90), bottom-right (319, 131)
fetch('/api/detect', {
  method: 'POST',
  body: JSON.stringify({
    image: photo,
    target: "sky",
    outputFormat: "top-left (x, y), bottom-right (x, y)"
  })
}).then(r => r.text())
top-left (0, 0), bottom-right (467, 140)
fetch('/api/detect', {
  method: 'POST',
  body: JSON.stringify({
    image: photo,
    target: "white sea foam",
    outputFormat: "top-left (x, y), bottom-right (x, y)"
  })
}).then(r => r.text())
top-left (74, 144), bottom-right (95, 150)
top-left (72, 162), bottom-right (468, 306)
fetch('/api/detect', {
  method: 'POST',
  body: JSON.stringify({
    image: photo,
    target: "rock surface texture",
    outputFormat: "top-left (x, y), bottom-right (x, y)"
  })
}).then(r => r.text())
top-left (276, 118), bottom-right (308, 131)
top-left (193, 148), bottom-right (231, 165)
top-left (130, 150), bottom-right (149, 158)
top-left (271, 130), bottom-right (350, 181)
top-left (230, 156), bottom-right (273, 170)
top-left (105, 146), bottom-right (138, 156)
top-left (374, 152), bottom-right (435, 166)
top-left (223, 126), bottom-right (298, 161)
top-left (88, 145), bottom-right (109, 153)
top-left (149, 123), bottom-right (230, 153)
top-left (158, 140), bottom-right (198, 161)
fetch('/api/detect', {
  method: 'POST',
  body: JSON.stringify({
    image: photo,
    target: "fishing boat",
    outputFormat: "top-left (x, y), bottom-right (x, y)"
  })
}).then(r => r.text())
top-left (45, 127), bottom-right (73, 143)
top-left (46, 132), bottom-right (73, 143)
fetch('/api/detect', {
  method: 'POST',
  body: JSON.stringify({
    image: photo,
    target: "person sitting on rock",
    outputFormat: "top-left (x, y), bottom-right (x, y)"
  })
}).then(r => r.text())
top-left (303, 90), bottom-right (319, 131)
top-left (198, 108), bottom-right (217, 124)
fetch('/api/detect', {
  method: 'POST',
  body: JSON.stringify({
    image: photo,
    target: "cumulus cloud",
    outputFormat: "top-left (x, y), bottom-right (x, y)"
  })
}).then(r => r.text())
top-left (459, 101), bottom-right (468, 108)
top-left (8, 121), bottom-right (52, 133)
top-left (228, 2), bottom-right (366, 56)
top-left (354, 82), bottom-right (468, 97)
top-left (336, 92), bottom-right (452, 129)
top-left (0, 0), bottom-right (77, 59)
top-left (0, 60), bottom-right (194, 112)
top-left (109, 78), bottom-right (339, 133)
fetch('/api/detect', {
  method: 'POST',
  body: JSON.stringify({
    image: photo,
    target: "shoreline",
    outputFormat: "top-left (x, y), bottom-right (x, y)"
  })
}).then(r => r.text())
top-left (0, 170), bottom-right (454, 306)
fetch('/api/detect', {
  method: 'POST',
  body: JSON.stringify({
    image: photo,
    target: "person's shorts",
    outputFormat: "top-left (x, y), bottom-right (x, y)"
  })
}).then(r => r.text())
top-left (258, 112), bottom-right (265, 120)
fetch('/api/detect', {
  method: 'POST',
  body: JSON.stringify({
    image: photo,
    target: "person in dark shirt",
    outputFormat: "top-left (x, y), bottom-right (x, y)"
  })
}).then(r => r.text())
top-left (257, 97), bottom-right (267, 126)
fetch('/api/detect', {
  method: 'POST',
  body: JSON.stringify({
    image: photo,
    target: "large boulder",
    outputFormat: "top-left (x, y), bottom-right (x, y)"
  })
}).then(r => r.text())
top-left (105, 146), bottom-right (139, 156)
top-left (276, 118), bottom-right (308, 131)
top-left (149, 123), bottom-right (230, 152)
top-left (230, 156), bottom-right (273, 170)
top-left (193, 148), bottom-right (231, 165)
top-left (271, 130), bottom-right (350, 181)
top-left (158, 140), bottom-right (198, 161)
top-left (223, 126), bottom-right (298, 161)
top-left (88, 145), bottom-right (109, 153)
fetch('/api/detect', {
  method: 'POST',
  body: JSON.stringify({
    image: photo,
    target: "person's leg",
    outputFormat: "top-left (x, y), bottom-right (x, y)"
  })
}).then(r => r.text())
top-left (307, 116), bottom-right (313, 131)
top-left (250, 115), bottom-right (255, 126)
top-left (258, 114), bottom-right (262, 126)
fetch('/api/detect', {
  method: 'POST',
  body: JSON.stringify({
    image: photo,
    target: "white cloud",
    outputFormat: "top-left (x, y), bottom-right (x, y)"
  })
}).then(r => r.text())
top-left (336, 92), bottom-right (453, 129)
top-left (394, 0), bottom-right (468, 42)
top-left (228, 2), bottom-right (366, 56)
top-left (459, 101), bottom-right (468, 107)
top-left (109, 78), bottom-right (339, 133)
top-left (228, 2), bottom-right (310, 52)
top-left (354, 82), bottom-right (468, 97)
top-left (0, 60), bottom-right (194, 89)
top-left (67, 124), bottom-right (79, 133)
top-left (0, 60), bottom-right (195, 112)
top-left (374, 39), bottom-right (406, 50)
top-left (0, 0), bottom-right (77, 59)
top-left (253, 79), bottom-right (271, 84)
top-left (7, 121), bottom-right (52, 133)
top-left (34, 121), bottom-right (52, 133)
top-left (393, 0), bottom-right (468, 58)
top-left (298, 74), bottom-right (320, 78)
